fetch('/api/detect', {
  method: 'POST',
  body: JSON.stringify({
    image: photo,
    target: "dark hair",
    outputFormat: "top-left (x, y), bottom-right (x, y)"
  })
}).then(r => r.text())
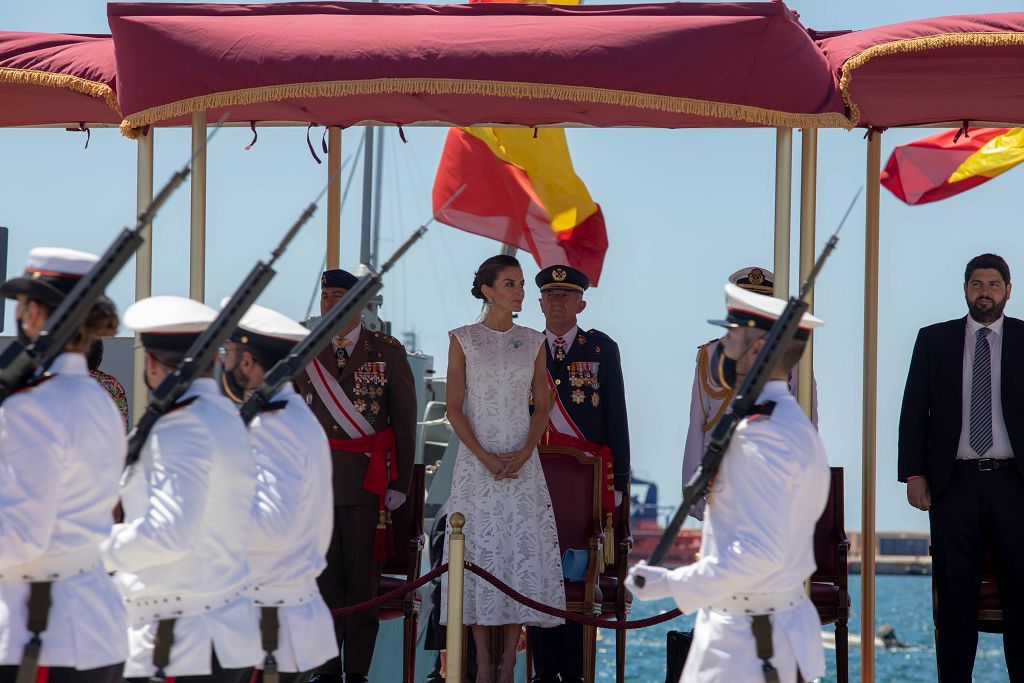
top-left (471, 254), bottom-right (521, 300)
top-left (86, 340), bottom-right (104, 372)
top-left (965, 253), bottom-right (1011, 285)
top-left (29, 297), bottom-right (119, 354)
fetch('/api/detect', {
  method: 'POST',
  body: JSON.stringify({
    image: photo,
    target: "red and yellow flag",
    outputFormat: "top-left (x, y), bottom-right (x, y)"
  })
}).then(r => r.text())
top-left (881, 127), bottom-right (1024, 205)
top-left (431, 0), bottom-right (608, 284)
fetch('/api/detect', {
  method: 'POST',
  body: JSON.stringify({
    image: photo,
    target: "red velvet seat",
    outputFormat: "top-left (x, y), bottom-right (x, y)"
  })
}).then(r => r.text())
top-left (810, 467), bottom-right (850, 683)
top-left (376, 464), bottom-right (425, 683)
top-left (532, 445), bottom-right (605, 683)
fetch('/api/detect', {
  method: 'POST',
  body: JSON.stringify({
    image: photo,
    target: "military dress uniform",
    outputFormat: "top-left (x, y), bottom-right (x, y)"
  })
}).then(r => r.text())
top-left (292, 269), bottom-right (417, 681)
top-left (629, 284), bottom-right (829, 683)
top-left (682, 267), bottom-right (818, 521)
top-left (0, 249), bottom-right (128, 683)
top-left (102, 297), bottom-right (261, 682)
top-left (225, 303), bottom-right (338, 681)
top-left (529, 265), bottom-right (630, 683)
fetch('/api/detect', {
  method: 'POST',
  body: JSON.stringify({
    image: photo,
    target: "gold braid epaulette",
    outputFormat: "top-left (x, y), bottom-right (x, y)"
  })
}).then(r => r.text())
top-left (697, 341), bottom-right (733, 433)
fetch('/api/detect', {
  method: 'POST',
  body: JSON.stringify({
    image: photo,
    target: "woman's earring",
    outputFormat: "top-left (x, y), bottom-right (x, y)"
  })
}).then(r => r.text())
top-left (487, 297), bottom-right (494, 305)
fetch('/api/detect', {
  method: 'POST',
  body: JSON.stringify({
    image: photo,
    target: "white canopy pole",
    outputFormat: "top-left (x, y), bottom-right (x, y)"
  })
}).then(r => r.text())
top-left (773, 128), bottom-right (793, 298)
top-left (132, 127), bottom-right (154, 421)
top-left (327, 127), bottom-right (343, 270)
top-left (189, 111), bottom-right (207, 301)
top-left (797, 128), bottom-right (817, 417)
top-left (861, 129), bottom-right (882, 683)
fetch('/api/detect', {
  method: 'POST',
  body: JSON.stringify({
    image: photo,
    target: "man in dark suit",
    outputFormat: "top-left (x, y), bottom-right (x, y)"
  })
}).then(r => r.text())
top-left (528, 264), bottom-right (630, 683)
top-left (899, 253), bottom-right (1024, 681)
top-left (294, 268), bottom-right (417, 683)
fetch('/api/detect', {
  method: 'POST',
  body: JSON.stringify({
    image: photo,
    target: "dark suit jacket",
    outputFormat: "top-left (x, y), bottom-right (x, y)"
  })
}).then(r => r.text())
top-left (898, 315), bottom-right (1024, 495)
top-left (546, 328), bottom-right (631, 491)
top-left (294, 326), bottom-right (418, 505)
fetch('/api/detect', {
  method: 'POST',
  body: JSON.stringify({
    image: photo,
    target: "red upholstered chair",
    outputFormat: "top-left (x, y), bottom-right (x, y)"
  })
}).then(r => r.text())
top-left (534, 445), bottom-right (605, 683)
top-left (810, 467), bottom-right (850, 683)
top-left (377, 464), bottom-right (425, 683)
top-left (598, 480), bottom-right (633, 683)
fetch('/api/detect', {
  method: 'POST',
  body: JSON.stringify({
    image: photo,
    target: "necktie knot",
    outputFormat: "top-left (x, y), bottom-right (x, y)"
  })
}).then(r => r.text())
top-left (978, 327), bottom-right (992, 341)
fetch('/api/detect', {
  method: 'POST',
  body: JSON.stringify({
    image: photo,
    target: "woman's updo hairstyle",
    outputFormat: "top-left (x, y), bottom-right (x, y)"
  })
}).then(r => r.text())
top-left (471, 254), bottom-right (521, 301)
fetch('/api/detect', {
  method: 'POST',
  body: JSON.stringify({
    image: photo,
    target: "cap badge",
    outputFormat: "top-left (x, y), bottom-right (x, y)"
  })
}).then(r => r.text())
top-left (552, 268), bottom-right (567, 282)
top-left (321, 274), bottom-right (327, 286)
top-left (748, 268), bottom-right (765, 286)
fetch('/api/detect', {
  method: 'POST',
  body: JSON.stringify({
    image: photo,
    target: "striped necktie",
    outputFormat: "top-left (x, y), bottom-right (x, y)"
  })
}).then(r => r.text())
top-left (969, 327), bottom-right (994, 456)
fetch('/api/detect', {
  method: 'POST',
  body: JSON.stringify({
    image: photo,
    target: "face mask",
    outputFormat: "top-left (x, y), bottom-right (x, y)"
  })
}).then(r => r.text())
top-left (218, 357), bottom-right (249, 404)
top-left (710, 342), bottom-right (739, 391)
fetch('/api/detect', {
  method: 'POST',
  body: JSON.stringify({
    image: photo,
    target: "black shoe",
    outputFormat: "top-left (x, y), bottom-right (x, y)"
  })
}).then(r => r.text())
top-left (530, 676), bottom-right (561, 683)
top-left (560, 676), bottom-right (585, 683)
top-left (344, 675), bottom-right (368, 683)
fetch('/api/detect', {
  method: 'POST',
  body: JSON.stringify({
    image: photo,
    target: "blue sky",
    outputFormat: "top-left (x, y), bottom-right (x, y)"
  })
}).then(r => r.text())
top-left (3, 0), bottom-right (1023, 533)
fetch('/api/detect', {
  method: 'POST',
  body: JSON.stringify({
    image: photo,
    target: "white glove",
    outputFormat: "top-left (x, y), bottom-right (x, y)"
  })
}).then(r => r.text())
top-left (625, 560), bottom-right (674, 601)
top-left (614, 491), bottom-right (623, 508)
top-left (384, 490), bottom-right (407, 511)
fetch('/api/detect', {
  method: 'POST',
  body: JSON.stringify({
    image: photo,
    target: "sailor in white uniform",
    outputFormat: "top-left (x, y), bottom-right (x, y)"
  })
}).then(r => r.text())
top-left (217, 302), bottom-right (338, 681)
top-left (100, 296), bottom-right (261, 682)
top-left (629, 284), bottom-right (830, 683)
top-left (0, 248), bottom-right (127, 683)
top-left (682, 267), bottom-right (818, 520)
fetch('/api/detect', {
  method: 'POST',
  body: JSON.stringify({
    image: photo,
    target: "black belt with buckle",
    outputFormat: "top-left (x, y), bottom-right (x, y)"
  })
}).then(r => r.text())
top-left (956, 458), bottom-right (1016, 471)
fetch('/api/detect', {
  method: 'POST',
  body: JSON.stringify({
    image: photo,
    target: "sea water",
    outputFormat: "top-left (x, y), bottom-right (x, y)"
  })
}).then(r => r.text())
top-left (595, 575), bottom-right (1010, 682)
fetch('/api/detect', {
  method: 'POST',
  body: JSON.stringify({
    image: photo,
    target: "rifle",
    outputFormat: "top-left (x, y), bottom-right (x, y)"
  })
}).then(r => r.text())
top-left (635, 187), bottom-right (861, 585)
top-left (124, 180), bottom-right (336, 466)
top-left (0, 123), bottom-right (226, 406)
top-left (238, 185), bottom-right (466, 424)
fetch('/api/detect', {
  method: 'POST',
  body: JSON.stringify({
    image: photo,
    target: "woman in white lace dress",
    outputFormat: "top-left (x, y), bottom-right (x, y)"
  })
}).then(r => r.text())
top-left (442, 254), bottom-right (565, 683)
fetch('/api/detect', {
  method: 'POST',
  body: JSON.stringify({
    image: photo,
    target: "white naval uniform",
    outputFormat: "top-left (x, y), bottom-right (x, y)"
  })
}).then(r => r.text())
top-left (0, 353), bottom-right (128, 669)
top-left (247, 385), bottom-right (338, 673)
top-left (669, 381), bottom-right (829, 683)
top-left (100, 378), bottom-right (261, 677)
top-left (682, 340), bottom-right (818, 520)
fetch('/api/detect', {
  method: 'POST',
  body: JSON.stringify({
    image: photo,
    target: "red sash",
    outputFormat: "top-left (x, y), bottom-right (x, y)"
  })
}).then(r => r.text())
top-left (329, 427), bottom-right (397, 562)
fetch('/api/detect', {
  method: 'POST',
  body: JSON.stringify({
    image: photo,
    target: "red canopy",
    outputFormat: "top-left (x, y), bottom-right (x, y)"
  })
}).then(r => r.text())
top-left (0, 32), bottom-right (120, 126)
top-left (107, 1), bottom-right (850, 137)
top-left (819, 13), bottom-right (1024, 128)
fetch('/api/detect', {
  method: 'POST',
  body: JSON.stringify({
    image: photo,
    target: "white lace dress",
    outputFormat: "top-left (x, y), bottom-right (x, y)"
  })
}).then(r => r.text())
top-left (440, 323), bottom-right (565, 627)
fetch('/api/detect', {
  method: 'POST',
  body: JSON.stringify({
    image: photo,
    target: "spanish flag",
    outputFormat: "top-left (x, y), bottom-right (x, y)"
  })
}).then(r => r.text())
top-left (431, 0), bottom-right (607, 283)
top-left (881, 127), bottom-right (1024, 205)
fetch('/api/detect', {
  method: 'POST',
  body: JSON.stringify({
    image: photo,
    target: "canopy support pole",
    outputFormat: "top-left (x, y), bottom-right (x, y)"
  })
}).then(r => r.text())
top-left (360, 127), bottom-right (375, 266)
top-left (773, 128), bottom-right (793, 298)
top-left (861, 129), bottom-right (882, 683)
top-left (133, 127), bottom-right (154, 421)
top-left (797, 128), bottom-right (817, 416)
top-left (327, 127), bottom-right (342, 270)
top-left (189, 111), bottom-right (207, 301)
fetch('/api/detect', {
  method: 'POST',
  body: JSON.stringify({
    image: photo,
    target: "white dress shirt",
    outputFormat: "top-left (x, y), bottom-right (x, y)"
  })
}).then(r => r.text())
top-left (662, 381), bottom-right (830, 682)
top-left (0, 353), bottom-right (128, 668)
top-left (247, 385), bottom-right (338, 672)
top-left (101, 378), bottom-right (261, 677)
top-left (545, 325), bottom-right (578, 358)
top-left (957, 315), bottom-right (1013, 460)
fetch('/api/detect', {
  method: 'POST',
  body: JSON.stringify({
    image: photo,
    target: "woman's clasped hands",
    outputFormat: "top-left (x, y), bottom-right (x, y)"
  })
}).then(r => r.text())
top-left (479, 449), bottom-right (531, 481)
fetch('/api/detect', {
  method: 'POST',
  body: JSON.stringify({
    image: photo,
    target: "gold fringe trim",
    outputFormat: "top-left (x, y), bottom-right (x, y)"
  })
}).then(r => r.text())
top-left (0, 67), bottom-right (121, 118)
top-left (839, 32), bottom-right (1024, 126)
top-left (118, 77), bottom-right (853, 138)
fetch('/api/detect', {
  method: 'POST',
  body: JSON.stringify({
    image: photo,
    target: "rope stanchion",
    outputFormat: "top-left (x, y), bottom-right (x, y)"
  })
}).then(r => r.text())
top-left (330, 562), bottom-right (448, 619)
top-left (445, 512), bottom-right (467, 683)
top-left (465, 562), bottom-right (683, 630)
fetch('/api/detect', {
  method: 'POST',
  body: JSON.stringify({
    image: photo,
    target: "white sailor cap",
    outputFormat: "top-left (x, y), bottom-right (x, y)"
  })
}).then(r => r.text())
top-left (709, 283), bottom-right (824, 341)
top-left (0, 247), bottom-right (104, 306)
top-left (221, 299), bottom-right (308, 365)
top-left (728, 266), bottom-right (775, 295)
top-left (124, 295), bottom-right (217, 351)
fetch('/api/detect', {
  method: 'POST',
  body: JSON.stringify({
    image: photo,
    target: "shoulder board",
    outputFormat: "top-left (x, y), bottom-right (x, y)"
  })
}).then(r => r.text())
top-left (698, 337), bottom-right (720, 350)
top-left (585, 328), bottom-right (613, 342)
top-left (12, 372), bottom-right (57, 395)
top-left (260, 400), bottom-right (289, 414)
top-left (167, 396), bottom-right (199, 414)
top-left (371, 331), bottom-right (404, 348)
top-left (746, 401), bottom-right (777, 420)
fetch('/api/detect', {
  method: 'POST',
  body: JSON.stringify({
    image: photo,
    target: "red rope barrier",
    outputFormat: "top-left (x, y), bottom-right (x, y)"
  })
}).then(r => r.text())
top-left (465, 563), bottom-right (683, 630)
top-left (330, 562), bottom-right (448, 618)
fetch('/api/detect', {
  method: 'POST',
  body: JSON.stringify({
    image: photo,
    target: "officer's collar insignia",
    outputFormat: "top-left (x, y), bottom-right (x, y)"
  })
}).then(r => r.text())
top-left (577, 334), bottom-right (586, 345)
top-left (552, 268), bottom-right (567, 282)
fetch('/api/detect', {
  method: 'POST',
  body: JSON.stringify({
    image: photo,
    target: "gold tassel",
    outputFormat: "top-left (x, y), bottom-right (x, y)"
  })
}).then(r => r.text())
top-left (119, 76), bottom-right (853, 138)
top-left (603, 513), bottom-right (615, 568)
top-left (0, 67), bottom-right (121, 116)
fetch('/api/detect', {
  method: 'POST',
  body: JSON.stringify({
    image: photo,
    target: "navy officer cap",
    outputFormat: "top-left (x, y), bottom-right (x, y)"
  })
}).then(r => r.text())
top-left (321, 268), bottom-right (358, 290)
top-left (535, 264), bottom-right (589, 293)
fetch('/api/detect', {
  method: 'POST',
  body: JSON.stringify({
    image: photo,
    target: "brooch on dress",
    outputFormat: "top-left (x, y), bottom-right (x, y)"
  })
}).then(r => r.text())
top-left (510, 337), bottom-right (523, 350)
